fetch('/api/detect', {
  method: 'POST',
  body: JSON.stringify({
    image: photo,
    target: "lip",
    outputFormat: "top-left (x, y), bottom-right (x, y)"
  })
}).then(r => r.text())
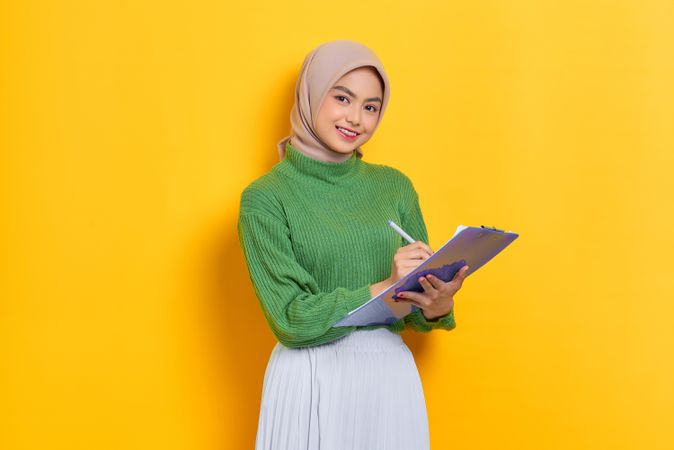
top-left (335, 126), bottom-right (359, 141)
top-left (335, 125), bottom-right (360, 141)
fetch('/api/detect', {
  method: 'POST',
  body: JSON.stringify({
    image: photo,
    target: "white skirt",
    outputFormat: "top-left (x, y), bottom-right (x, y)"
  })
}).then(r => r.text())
top-left (255, 328), bottom-right (430, 450)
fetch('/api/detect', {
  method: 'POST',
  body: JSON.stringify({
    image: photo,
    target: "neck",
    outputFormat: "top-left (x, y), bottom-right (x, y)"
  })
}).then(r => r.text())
top-left (290, 138), bottom-right (354, 163)
top-left (280, 140), bottom-right (361, 186)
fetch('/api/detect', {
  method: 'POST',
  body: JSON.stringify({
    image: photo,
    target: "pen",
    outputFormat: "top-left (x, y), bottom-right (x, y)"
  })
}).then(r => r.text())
top-left (387, 219), bottom-right (416, 244)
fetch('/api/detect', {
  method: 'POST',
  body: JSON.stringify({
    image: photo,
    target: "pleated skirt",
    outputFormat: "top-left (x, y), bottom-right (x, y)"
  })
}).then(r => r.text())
top-left (255, 328), bottom-right (430, 450)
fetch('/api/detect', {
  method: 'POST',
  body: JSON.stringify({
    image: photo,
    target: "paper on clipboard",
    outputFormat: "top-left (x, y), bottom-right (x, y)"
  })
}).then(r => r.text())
top-left (333, 224), bottom-right (519, 327)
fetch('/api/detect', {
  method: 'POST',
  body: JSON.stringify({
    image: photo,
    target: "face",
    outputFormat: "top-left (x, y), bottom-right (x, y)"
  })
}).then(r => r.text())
top-left (314, 66), bottom-right (384, 156)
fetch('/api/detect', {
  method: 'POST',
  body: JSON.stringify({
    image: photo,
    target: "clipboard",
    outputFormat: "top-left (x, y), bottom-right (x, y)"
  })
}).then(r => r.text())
top-left (333, 225), bottom-right (519, 327)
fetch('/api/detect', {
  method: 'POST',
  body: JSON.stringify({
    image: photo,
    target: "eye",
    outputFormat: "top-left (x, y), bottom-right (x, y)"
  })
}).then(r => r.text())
top-left (335, 95), bottom-right (378, 113)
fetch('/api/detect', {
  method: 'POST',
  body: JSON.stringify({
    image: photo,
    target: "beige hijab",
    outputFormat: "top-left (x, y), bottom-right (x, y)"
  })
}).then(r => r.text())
top-left (277, 40), bottom-right (391, 162)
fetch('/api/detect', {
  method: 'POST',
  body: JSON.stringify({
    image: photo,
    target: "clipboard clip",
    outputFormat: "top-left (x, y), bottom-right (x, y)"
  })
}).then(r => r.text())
top-left (480, 225), bottom-right (505, 233)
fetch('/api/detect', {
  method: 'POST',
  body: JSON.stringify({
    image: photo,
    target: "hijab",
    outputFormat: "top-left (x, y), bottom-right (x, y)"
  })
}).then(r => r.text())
top-left (277, 40), bottom-right (391, 162)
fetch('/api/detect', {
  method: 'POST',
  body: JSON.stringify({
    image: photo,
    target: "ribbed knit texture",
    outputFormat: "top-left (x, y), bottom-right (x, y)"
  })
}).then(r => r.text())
top-left (238, 141), bottom-right (456, 349)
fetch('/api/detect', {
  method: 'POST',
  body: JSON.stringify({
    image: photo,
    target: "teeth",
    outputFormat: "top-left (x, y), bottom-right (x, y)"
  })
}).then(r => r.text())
top-left (338, 127), bottom-right (357, 137)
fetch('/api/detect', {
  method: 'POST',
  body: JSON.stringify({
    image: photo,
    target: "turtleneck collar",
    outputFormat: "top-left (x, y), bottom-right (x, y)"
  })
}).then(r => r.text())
top-left (278, 140), bottom-right (361, 186)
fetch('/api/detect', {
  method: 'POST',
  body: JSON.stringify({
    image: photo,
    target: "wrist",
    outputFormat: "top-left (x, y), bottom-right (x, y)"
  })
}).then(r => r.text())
top-left (422, 306), bottom-right (452, 321)
top-left (422, 310), bottom-right (440, 321)
top-left (369, 277), bottom-right (394, 298)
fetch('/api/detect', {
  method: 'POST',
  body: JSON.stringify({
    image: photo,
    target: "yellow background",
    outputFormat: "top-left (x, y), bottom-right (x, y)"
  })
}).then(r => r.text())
top-left (1, 1), bottom-right (672, 449)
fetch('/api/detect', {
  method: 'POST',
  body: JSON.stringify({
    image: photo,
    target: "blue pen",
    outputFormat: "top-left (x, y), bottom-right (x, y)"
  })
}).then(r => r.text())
top-left (387, 219), bottom-right (416, 244)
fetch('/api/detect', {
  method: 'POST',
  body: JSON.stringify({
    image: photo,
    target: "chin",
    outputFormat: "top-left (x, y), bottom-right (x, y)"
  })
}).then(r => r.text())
top-left (328, 142), bottom-right (357, 154)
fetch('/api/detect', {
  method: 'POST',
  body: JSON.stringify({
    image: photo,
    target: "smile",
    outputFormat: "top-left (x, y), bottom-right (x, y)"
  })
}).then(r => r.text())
top-left (336, 125), bottom-right (360, 140)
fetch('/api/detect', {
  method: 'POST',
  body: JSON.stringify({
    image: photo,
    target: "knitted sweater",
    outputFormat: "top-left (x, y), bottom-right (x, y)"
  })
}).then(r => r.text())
top-left (237, 141), bottom-right (456, 349)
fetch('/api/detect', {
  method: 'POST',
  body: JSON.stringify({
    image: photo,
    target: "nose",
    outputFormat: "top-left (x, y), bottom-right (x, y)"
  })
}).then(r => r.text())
top-left (346, 106), bottom-right (361, 127)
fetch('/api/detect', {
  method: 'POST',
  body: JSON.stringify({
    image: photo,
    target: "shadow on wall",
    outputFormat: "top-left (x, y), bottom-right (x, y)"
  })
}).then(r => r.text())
top-left (201, 220), bottom-right (272, 448)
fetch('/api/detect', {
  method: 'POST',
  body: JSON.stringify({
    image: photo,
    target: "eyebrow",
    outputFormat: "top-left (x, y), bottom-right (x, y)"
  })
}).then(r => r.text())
top-left (331, 85), bottom-right (382, 103)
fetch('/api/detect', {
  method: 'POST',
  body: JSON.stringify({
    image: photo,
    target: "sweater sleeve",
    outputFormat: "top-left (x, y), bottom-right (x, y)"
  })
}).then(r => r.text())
top-left (397, 173), bottom-right (457, 332)
top-left (237, 189), bottom-right (372, 348)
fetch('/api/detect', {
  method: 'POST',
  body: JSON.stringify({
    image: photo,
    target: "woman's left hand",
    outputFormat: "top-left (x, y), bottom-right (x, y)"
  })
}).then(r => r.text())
top-left (394, 265), bottom-right (470, 320)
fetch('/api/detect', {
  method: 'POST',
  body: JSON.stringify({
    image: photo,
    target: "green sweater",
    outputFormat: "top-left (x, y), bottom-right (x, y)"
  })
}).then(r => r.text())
top-left (237, 141), bottom-right (456, 348)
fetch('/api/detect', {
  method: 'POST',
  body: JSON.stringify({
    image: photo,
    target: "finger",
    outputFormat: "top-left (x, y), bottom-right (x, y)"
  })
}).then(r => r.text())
top-left (418, 276), bottom-right (438, 294)
top-left (403, 241), bottom-right (433, 257)
top-left (400, 247), bottom-right (432, 260)
top-left (394, 298), bottom-right (423, 309)
top-left (449, 266), bottom-right (470, 294)
top-left (453, 265), bottom-right (470, 282)
top-left (395, 291), bottom-right (429, 307)
top-left (417, 241), bottom-right (434, 256)
top-left (424, 274), bottom-right (444, 290)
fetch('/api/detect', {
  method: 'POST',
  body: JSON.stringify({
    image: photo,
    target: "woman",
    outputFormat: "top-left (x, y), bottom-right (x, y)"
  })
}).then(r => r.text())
top-left (237, 39), bottom-right (469, 450)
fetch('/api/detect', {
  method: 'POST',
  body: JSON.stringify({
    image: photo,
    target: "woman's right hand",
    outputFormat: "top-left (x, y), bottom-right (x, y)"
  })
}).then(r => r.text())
top-left (369, 241), bottom-right (435, 299)
top-left (387, 241), bottom-right (434, 284)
